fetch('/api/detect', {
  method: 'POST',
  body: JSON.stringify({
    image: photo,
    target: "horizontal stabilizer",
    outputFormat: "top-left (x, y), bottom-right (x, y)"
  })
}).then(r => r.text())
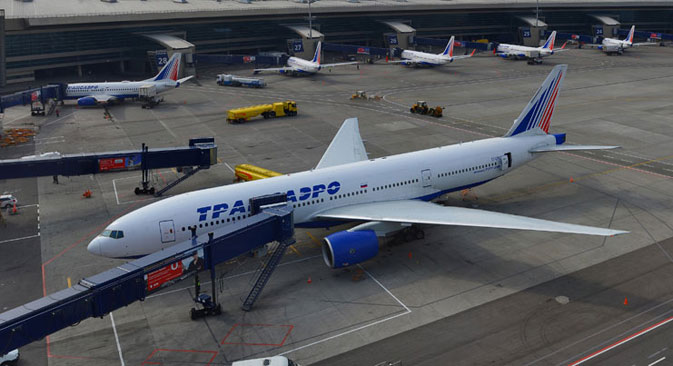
top-left (529, 145), bottom-right (620, 153)
top-left (316, 200), bottom-right (628, 237)
top-left (177, 75), bottom-right (194, 85)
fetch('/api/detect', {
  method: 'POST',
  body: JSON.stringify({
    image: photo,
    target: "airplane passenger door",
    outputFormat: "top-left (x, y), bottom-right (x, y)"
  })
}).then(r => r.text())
top-left (159, 220), bottom-right (176, 243)
top-left (500, 153), bottom-right (512, 171)
top-left (421, 169), bottom-right (432, 187)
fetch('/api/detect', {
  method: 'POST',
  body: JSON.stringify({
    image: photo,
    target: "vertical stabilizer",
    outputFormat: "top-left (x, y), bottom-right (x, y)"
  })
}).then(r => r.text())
top-left (624, 25), bottom-right (635, 43)
top-left (542, 31), bottom-right (556, 50)
top-left (505, 64), bottom-right (567, 137)
top-left (440, 36), bottom-right (455, 57)
top-left (312, 42), bottom-right (322, 64)
top-left (152, 53), bottom-right (181, 82)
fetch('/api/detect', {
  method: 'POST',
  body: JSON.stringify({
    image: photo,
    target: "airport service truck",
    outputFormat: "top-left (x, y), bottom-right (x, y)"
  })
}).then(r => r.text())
top-left (226, 101), bottom-right (297, 124)
top-left (216, 74), bottom-right (266, 88)
top-left (139, 85), bottom-right (163, 109)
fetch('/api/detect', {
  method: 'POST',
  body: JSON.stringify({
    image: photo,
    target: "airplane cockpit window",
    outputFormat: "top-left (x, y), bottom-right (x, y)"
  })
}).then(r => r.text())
top-left (100, 230), bottom-right (124, 239)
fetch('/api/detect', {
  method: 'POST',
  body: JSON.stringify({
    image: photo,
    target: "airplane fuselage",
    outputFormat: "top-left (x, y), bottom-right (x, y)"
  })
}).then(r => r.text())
top-left (400, 50), bottom-right (452, 66)
top-left (285, 57), bottom-right (321, 74)
top-left (88, 133), bottom-right (558, 258)
top-left (65, 80), bottom-right (179, 101)
top-left (496, 44), bottom-right (553, 58)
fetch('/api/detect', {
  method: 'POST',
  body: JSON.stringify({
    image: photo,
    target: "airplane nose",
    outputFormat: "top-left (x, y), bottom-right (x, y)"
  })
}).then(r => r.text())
top-left (87, 238), bottom-right (102, 256)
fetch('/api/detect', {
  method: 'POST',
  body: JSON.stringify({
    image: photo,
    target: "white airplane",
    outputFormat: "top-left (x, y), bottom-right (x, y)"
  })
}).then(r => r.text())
top-left (253, 42), bottom-right (357, 75)
top-left (65, 53), bottom-right (194, 106)
top-left (495, 31), bottom-right (566, 64)
top-left (387, 36), bottom-right (476, 66)
top-left (588, 25), bottom-right (657, 55)
top-left (88, 65), bottom-right (628, 267)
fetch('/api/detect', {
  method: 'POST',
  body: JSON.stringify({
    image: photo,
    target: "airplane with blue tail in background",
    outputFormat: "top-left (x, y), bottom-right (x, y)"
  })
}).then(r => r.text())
top-left (64, 53), bottom-right (193, 106)
top-left (253, 41), bottom-right (358, 76)
top-left (87, 65), bottom-right (628, 268)
top-left (386, 36), bottom-right (476, 67)
top-left (495, 31), bottom-right (567, 64)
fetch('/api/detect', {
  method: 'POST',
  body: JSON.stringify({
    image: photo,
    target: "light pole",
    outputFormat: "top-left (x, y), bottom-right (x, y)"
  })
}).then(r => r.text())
top-left (308, 0), bottom-right (313, 40)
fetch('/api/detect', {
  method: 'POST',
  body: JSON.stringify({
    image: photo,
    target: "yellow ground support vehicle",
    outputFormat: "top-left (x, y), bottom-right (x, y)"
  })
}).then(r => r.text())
top-left (351, 90), bottom-right (382, 101)
top-left (227, 100), bottom-right (297, 124)
top-left (234, 164), bottom-right (282, 182)
top-left (410, 101), bottom-right (443, 118)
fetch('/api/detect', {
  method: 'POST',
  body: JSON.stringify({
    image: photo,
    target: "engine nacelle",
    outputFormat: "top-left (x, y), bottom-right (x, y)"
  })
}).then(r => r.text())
top-left (77, 97), bottom-right (97, 106)
top-left (322, 230), bottom-right (378, 269)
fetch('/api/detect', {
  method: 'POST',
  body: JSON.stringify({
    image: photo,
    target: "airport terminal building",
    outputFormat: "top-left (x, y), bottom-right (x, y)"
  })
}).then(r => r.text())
top-left (0, 0), bottom-right (672, 86)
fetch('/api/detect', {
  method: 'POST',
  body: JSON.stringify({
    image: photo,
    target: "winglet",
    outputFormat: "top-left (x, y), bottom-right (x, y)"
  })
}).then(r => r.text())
top-left (316, 118), bottom-right (368, 169)
top-left (470, 49), bottom-right (476, 56)
top-left (561, 41), bottom-right (568, 49)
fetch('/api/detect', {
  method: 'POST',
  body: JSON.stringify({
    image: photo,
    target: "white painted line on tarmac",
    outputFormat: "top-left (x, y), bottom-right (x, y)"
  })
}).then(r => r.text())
top-left (649, 356), bottom-right (666, 366)
top-left (278, 265), bottom-right (411, 357)
top-left (224, 162), bottom-right (235, 173)
top-left (0, 234), bottom-right (40, 245)
top-left (109, 312), bottom-right (126, 366)
top-left (151, 110), bottom-right (179, 141)
top-left (113, 178), bottom-right (120, 205)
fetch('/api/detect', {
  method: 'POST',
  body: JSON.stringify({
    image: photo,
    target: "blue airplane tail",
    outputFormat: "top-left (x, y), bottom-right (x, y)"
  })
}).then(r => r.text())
top-left (505, 64), bottom-right (567, 137)
top-left (440, 36), bottom-right (455, 57)
top-left (152, 53), bottom-right (181, 81)
top-left (311, 42), bottom-right (322, 64)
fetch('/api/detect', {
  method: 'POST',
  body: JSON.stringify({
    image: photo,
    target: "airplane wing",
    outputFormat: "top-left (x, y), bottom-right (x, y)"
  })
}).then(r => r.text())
top-left (632, 42), bottom-right (658, 47)
top-left (529, 144), bottom-right (620, 153)
top-left (452, 49), bottom-right (477, 60)
top-left (253, 66), bottom-right (296, 74)
top-left (320, 61), bottom-right (359, 68)
top-left (316, 200), bottom-right (627, 237)
top-left (315, 117), bottom-right (368, 169)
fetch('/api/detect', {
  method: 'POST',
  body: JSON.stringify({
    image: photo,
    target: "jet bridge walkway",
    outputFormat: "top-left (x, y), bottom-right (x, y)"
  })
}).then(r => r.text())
top-left (0, 137), bottom-right (217, 196)
top-left (0, 84), bottom-right (66, 114)
top-left (0, 196), bottom-right (294, 356)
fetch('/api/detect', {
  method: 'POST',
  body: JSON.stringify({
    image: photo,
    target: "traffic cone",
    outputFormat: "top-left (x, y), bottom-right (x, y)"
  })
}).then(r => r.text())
top-left (624, 297), bottom-right (628, 306)
top-left (12, 203), bottom-right (17, 214)
top-left (307, 276), bottom-right (312, 284)
top-left (408, 252), bottom-right (413, 259)
top-left (569, 177), bottom-right (574, 183)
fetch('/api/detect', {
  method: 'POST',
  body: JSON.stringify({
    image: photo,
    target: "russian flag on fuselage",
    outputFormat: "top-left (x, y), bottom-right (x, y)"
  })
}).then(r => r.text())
top-left (505, 64), bottom-right (567, 137)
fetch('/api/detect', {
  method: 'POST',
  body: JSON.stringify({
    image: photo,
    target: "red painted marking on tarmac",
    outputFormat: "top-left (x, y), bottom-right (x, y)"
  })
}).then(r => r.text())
top-left (221, 323), bottom-right (294, 346)
top-left (157, 170), bottom-right (168, 186)
top-left (567, 315), bottom-right (673, 365)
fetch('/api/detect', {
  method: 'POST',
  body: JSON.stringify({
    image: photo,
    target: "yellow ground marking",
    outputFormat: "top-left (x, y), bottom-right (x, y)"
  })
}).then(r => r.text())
top-left (67, 277), bottom-right (71, 288)
top-left (288, 245), bottom-right (301, 256)
top-left (305, 231), bottom-right (322, 248)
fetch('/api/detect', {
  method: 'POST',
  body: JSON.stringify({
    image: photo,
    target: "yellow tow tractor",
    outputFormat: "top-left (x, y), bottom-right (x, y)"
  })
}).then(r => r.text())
top-left (227, 100), bottom-right (297, 124)
top-left (351, 90), bottom-right (382, 101)
top-left (410, 101), bottom-right (442, 118)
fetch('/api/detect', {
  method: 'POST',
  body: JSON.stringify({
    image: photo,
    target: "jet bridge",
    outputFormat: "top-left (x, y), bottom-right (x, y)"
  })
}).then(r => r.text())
top-left (0, 84), bottom-right (66, 113)
top-left (0, 137), bottom-right (217, 196)
top-left (0, 197), bottom-right (294, 356)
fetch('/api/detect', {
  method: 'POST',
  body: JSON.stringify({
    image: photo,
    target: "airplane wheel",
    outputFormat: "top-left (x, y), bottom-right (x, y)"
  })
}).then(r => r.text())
top-left (269, 112), bottom-right (276, 118)
top-left (134, 187), bottom-right (141, 195)
top-left (190, 308), bottom-right (197, 320)
top-left (149, 187), bottom-right (155, 195)
top-left (415, 229), bottom-right (425, 240)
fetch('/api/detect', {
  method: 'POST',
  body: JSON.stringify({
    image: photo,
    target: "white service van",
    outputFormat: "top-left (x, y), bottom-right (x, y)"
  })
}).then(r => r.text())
top-left (232, 356), bottom-right (298, 366)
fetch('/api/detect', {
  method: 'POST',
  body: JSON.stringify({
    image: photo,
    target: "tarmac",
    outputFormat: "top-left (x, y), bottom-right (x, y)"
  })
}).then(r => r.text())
top-left (1, 45), bottom-right (673, 365)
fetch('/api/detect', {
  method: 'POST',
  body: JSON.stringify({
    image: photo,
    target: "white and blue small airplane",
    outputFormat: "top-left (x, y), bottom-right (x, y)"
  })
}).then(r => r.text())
top-left (253, 42), bottom-right (357, 75)
top-left (587, 25), bottom-right (657, 55)
top-left (495, 31), bottom-right (566, 64)
top-left (65, 53), bottom-right (193, 106)
top-left (88, 65), bottom-right (628, 268)
top-left (387, 36), bottom-right (475, 66)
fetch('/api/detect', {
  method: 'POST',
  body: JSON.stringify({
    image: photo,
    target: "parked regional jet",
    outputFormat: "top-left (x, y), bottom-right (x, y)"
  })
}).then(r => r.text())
top-left (587, 25), bottom-right (657, 55)
top-left (387, 36), bottom-right (476, 66)
top-left (65, 53), bottom-right (193, 106)
top-left (495, 31), bottom-right (566, 64)
top-left (253, 42), bottom-right (357, 75)
top-left (88, 65), bottom-right (628, 267)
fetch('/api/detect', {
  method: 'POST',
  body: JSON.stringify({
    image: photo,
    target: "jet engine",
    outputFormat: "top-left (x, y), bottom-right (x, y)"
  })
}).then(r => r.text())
top-left (77, 97), bottom-right (97, 106)
top-left (322, 230), bottom-right (378, 269)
